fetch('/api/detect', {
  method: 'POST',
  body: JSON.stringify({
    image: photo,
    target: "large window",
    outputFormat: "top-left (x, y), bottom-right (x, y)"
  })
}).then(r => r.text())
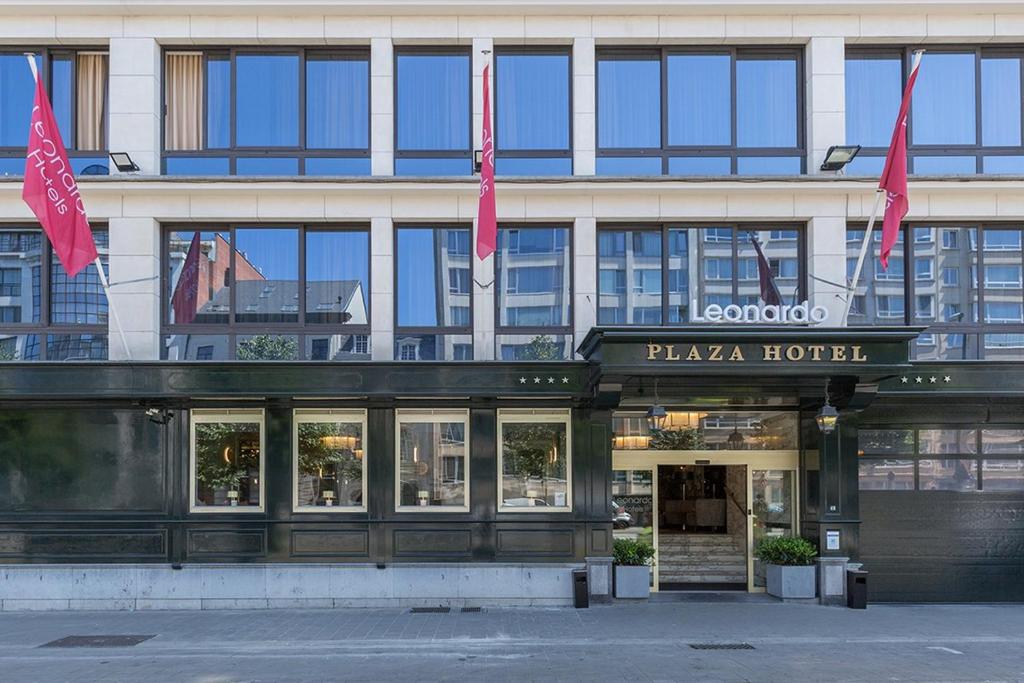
top-left (163, 49), bottom-right (370, 176)
top-left (0, 50), bottom-right (109, 175)
top-left (0, 226), bottom-right (108, 361)
top-left (847, 225), bottom-right (1024, 359)
top-left (190, 409), bottom-right (264, 512)
top-left (395, 225), bottom-right (472, 360)
top-left (598, 225), bottom-right (804, 324)
top-left (498, 409), bottom-right (571, 510)
top-left (495, 48), bottom-right (572, 175)
top-left (395, 410), bottom-right (469, 511)
top-left (847, 48), bottom-right (1024, 175)
top-left (496, 226), bottom-right (572, 360)
top-left (612, 410), bottom-right (799, 451)
top-left (293, 410), bottom-right (366, 512)
top-left (163, 225), bottom-right (370, 360)
top-left (596, 48), bottom-right (803, 176)
top-left (395, 49), bottom-right (471, 176)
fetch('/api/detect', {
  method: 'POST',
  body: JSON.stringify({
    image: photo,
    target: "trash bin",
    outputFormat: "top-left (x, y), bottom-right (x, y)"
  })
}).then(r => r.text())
top-left (572, 569), bottom-right (589, 608)
top-left (847, 569), bottom-right (868, 609)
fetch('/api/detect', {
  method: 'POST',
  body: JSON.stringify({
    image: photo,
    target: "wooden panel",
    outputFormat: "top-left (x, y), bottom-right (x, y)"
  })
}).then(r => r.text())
top-left (0, 530), bottom-right (166, 559)
top-left (291, 530), bottom-right (369, 557)
top-left (590, 526), bottom-right (611, 554)
top-left (393, 529), bottom-right (472, 557)
top-left (187, 530), bottom-right (266, 557)
top-left (496, 529), bottom-right (574, 557)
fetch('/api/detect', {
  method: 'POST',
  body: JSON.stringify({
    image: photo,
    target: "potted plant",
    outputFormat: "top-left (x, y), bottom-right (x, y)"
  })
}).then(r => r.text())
top-left (613, 538), bottom-right (655, 599)
top-left (755, 536), bottom-right (818, 599)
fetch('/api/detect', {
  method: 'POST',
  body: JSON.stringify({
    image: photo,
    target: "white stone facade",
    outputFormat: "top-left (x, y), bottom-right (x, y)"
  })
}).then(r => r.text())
top-left (0, 1), bottom-right (1022, 360)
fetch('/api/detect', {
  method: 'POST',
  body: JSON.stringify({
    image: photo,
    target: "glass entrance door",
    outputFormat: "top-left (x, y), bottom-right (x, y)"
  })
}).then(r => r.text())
top-left (749, 469), bottom-right (797, 590)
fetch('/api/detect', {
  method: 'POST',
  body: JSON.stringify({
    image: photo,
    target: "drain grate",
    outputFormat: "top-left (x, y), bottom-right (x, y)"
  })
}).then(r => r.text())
top-left (410, 607), bottom-right (451, 614)
top-left (460, 607), bottom-right (482, 613)
top-left (689, 643), bottom-right (755, 651)
top-left (41, 635), bottom-right (155, 648)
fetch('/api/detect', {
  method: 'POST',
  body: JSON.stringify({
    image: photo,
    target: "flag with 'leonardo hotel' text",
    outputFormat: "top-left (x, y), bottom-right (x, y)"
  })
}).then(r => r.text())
top-left (878, 56), bottom-right (922, 270)
top-left (476, 62), bottom-right (497, 260)
top-left (22, 72), bottom-right (97, 278)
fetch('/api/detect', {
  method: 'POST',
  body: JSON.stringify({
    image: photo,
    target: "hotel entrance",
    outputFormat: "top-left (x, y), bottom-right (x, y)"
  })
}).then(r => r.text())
top-left (612, 411), bottom-right (799, 592)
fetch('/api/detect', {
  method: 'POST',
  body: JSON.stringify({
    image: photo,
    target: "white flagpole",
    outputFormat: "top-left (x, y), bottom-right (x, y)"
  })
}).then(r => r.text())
top-left (24, 53), bottom-right (132, 360)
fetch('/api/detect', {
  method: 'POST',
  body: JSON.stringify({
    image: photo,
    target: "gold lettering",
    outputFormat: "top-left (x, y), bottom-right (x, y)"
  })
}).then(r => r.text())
top-left (665, 344), bottom-right (680, 361)
top-left (763, 345), bottom-right (782, 361)
top-left (785, 345), bottom-right (806, 361)
top-left (646, 343), bottom-right (662, 360)
top-left (729, 346), bottom-right (745, 361)
top-left (808, 345), bottom-right (825, 361)
top-left (851, 345), bottom-right (868, 362)
top-left (708, 345), bottom-right (724, 361)
top-left (687, 345), bottom-right (703, 361)
top-left (831, 345), bottom-right (847, 362)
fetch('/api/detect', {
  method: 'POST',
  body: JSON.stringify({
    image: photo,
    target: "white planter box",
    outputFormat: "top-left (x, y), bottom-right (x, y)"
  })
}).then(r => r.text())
top-left (766, 564), bottom-right (816, 599)
top-left (614, 565), bottom-right (651, 599)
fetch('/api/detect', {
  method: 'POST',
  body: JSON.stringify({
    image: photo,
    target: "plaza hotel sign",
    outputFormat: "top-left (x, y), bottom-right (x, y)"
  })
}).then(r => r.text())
top-left (645, 342), bottom-right (869, 364)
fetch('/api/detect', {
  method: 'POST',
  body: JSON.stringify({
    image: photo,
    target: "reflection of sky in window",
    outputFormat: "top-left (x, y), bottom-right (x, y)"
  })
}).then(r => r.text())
top-left (846, 58), bottom-right (902, 148)
top-left (667, 54), bottom-right (730, 146)
top-left (397, 229), bottom-right (438, 327)
top-left (306, 232), bottom-right (369, 307)
top-left (306, 58), bottom-right (368, 149)
top-left (496, 54), bottom-right (569, 150)
top-left (598, 58), bottom-right (661, 148)
top-left (0, 54), bottom-right (42, 147)
top-left (396, 54), bottom-right (469, 151)
top-left (736, 59), bottom-right (797, 148)
top-left (982, 58), bottom-right (1021, 146)
top-left (913, 53), bottom-right (975, 145)
top-left (235, 228), bottom-right (298, 280)
top-left (207, 57), bottom-right (230, 149)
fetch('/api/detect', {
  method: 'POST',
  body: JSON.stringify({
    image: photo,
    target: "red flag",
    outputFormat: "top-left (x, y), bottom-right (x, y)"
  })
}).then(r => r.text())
top-left (171, 232), bottom-right (201, 325)
top-left (22, 70), bottom-right (97, 278)
top-left (878, 55), bottom-right (922, 270)
top-left (476, 62), bottom-right (496, 260)
top-left (749, 233), bottom-right (782, 306)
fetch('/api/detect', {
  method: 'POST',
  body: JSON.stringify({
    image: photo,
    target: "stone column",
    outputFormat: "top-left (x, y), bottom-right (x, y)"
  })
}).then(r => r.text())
top-left (472, 38), bottom-right (496, 361)
top-left (370, 38), bottom-right (394, 176)
top-left (573, 38), bottom-right (596, 176)
top-left (370, 217), bottom-right (394, 360)
top-left (573, 217), bottom-right (597, 356)
top-left (805, 36), bottom-right (846, 175)
top-left (107, 217), bottom-right (161, 360)
top-left (807, 214), bottom-right (848, 327)
top-left (108, 38), bottom-right (161, 175)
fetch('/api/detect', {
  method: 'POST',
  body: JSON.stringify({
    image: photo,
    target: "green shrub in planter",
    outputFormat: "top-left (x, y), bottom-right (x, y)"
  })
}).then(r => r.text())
top-left (613, 538), bottom-right (656, 566)
top-left (754, 536), bottom-right (818, 566)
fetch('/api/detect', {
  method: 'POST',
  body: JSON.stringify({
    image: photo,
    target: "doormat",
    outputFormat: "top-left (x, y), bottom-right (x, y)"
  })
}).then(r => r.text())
top-left (41, 635), bottom-right (155, 648)
top-left (689, 643), bottom-right (755, 650)
top-left (409, 607), bottom-right (451, 614)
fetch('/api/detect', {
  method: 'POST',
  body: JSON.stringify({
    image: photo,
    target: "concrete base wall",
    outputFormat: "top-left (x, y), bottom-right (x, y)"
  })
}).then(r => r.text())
top-left (0, 563), bottom-right (580, 611)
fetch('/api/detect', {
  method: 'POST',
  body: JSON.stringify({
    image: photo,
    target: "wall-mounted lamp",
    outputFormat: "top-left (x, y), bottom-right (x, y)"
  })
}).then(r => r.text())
top-left (474, 149), bottom-right (483, 173)
top-left (144, 407), bottom-right (173, 424)
top-left (820, 145), bottom-right (862, 172)
top-left (109, 152), bottom-right (139, 173)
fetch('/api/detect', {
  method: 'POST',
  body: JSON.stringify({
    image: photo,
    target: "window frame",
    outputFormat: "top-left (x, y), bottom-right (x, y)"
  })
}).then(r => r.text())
top-left (394, 409), bottom-right (471, 513)
top-left (292, 408), bottom-right (368, 514)
top-left (493, 46), bottom-right (574, 173)
top-left (595, 223), bottom-right (808, 326)
top-left (160, 223), bottom-right (371, 360)
top-left (189, 408), bottom-right (266, 514)
top-left (160, 47), bottom-right (371, 175)
top-left (846, 45), bottom-right (1024, 174)
top-left (594, 46), bottom-right (806, 175)
top-left (393, 46), bottom-right (473, 174)
top-left (497, 408), bottom-right (573, 513)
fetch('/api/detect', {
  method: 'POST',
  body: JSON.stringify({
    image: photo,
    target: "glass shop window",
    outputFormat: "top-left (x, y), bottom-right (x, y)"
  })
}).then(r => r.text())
top-left (498, 409), bottom-right (572, 510)
top-left (395, 410), bottom-right (469, 511)
top-left (293, 410), bottom-right (366, 511)
top-left (190, 410), bottom-right (264, 512)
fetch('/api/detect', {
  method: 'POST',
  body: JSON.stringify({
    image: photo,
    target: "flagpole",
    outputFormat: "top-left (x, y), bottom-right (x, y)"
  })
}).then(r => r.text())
top-left (24, 53), bottom-right (132, 360)
top-left (841, 49), bottom-right (924, 327)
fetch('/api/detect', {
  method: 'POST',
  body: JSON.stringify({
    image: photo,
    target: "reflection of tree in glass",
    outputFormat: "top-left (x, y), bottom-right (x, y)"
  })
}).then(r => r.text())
top-left (0, 346), bottom-right (15, 361)
top-left (650, 428), bottom-right (705, 450)
top-left (237, 335), bottom-right (297, 360)
top-left (521, 335), bottom-right (560, 360)
top-left (503, 423), bottom-right (566, 480)
top-left (195, 423), bottom-right (259, 492)
top-left (297, 422), bottom-right (362, 481)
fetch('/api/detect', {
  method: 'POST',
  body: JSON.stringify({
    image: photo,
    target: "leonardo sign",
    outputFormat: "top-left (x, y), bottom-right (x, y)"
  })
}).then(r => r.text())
top-left (690, 299), bottom-right (829, 325)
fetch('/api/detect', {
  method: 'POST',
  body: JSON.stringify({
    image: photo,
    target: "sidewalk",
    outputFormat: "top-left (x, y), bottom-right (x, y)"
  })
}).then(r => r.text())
top-left (2, 600), bottom-right (1022, 682)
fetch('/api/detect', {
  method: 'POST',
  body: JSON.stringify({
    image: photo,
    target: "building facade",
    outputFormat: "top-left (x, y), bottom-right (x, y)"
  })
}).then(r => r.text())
top-left (0, 0), bottom-right (1022, 608)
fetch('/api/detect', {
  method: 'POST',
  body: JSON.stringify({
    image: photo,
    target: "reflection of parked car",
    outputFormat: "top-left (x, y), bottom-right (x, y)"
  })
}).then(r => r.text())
top-left (612, 500), bottom-right (633, 529)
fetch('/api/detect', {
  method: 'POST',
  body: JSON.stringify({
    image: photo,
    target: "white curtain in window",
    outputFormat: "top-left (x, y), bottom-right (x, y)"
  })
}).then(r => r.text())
top-left (76, 53), bottom-right (108, 151)
top-left (165, 52), bottom-right (203, 151)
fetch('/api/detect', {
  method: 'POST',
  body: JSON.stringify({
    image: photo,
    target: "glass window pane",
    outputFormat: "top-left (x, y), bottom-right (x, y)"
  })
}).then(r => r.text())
top-left (235, 157), bottom-right (298, 175)
top-left (46, 333), bottom-right (106, 360)
top-left (206, 55), bottom-right (230, 149)
top-left (846, 56), bottom-right (903, 147)
top-left (396, 53), bottom-right (469, 152)
top-left (496, 333), bottom-right (572, 360)
top-left (914, 333), bottom-right (980, 361)
top-left (305, 231), bottom-right (369, 325)
top-left (598, 230), bottom-right (661, 324)
top-left (736, 156), bottom-right (802, 175)
top-left (983, 156), bottom-right (1024, 174)
top-left (168, 231), bottom-right (231, 325)
top-left (981, 57), bottom-right (1021, 146)
top-left (50, 231), bottom-right (108, 324)
top-left (236, 334), bottom-right (298, 360)
top-left (306, 333), bottom-right (370, 361)
top-left (912, 155), bottom-right (978, 174)
top-left (912, 52), bottom-right (976, 145)
top-left (982, 229), bottom-right (1024, 324)
top-left (737, 229), bottom-right (801, 307)
top-left (913, 226), bottom-right (979, 325)
top-left (496, 227), bottom-right (569, 329)
top-left (396, 227), bottom-right (471, 328)
top-left (918, 459), bottom-right (978, 491)
top-left (162, 333), bottom-right (230, 360)
top-left (306, 55), bottom-right (368, 150)
top-left (165, 156), bottom-right (231, 175)
top-left (303, 157), bottom-right (371, 175)
top-left (859, 429), bottom-right (914, 455)
top-left (0, 229), bottom-right (42, 324)
top-left (394, 334), bottom-right (473, 361)
top-left (981, 459), bottom-right (1024, 491)
top-left (736, 58), bottom-right (797, 148)
top-left (235, 54), bottom-right (299, 147)
top-left (494, 157), bottom-right (572, 176)
top-left (984, 333), bottom-right (1024, 359)
top-left (611, 470), bottom-right (654, 546)
top-left (496, 53), bottom-right (569, 151)
top-left (295, 416), bottom-right (364, 509)
top-left (193, 417), bottom-right (262, 508)
top-left (919, 429), bottom-right (977, 454)
top-left (668, 157), bottom-right (731, 175)
top-left (845, 154), bottom-right (885, 176)
top-left (394, 157), bottom-right (473, 176)
top-left (847, 228), bottom-right (905, 325)
top-left (233, 228), bottom-right (299, 323)
top-left (698, 227), bottom-right (736, 311)
top-left (858, 459), bottom-right (915, 490)
top-left (595, 156), bottom-right (662, 175)
top-left (0, 333), bottom-right (41, 361)
top-left (667, 228), bottom-right (691, 323)
top-left (982, 429), bottom-right (1024, 454)
top-left (667, 54), bottom-right (730, 146)
top-left (51, 55), bottom-right (74, 147)
top-left (0, 54), bottom-right (38, 147)
top-left (397, 414), bottom-right (468, 508)
top-left (500, 415), bottom-right (570, 508)
top-left (597, 56), bottom-right (660, 149)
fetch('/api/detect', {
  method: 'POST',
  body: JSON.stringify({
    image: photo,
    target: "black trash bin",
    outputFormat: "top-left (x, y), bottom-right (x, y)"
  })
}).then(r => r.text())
top-left (572, 569), bottom-right (589, 608)
top-left (847, 569), bottom-right (868, 609)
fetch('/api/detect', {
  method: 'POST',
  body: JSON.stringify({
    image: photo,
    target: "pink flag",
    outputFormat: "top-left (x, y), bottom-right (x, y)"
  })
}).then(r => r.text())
top-left (878, 56), bottom-right (922, 270)
top-left (22, 71), bottom-right (96, 278)
top-left (476, 62), bottom-right (497, 260)
top-left (749, 233), bottom-right (782, 306)
top-left (171, 232), bottom-right (201, 325)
